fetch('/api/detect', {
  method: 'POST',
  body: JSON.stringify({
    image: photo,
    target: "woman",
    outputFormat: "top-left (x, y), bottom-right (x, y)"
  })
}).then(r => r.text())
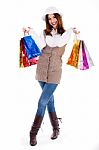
top-left (23, 6), bottom-right (79, 146)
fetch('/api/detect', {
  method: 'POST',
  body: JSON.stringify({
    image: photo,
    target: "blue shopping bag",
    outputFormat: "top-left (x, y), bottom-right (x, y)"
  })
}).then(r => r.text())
top-left (23, 35), bottom-right (41, 59)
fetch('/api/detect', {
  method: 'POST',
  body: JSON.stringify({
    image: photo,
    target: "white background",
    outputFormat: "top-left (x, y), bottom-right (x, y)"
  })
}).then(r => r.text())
top-left (0, 0), bottom-right (99, 150)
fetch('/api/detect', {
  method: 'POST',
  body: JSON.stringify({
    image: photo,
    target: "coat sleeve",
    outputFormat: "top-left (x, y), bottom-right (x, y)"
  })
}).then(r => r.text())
top-left (29, 29), bottom-right (46, 50)
top-left (58, 28), bottom-right (74, 47)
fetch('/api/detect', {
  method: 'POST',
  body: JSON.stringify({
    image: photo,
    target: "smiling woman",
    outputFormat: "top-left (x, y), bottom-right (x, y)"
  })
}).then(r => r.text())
top-left (23, 6), bottom-right (79, 146)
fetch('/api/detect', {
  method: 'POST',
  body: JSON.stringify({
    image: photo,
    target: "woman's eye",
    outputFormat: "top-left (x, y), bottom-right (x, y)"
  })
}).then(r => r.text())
top-left (48, 18), bottom-right (51, 21)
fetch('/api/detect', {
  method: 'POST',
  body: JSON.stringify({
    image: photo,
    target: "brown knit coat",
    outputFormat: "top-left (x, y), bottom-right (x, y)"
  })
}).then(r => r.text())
top-left (35, 45), bottom-right (66, 84)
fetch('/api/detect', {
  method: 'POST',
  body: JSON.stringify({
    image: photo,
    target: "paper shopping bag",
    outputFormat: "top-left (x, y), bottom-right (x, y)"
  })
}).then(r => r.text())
top-left (19, 38), bottom-right (38, 68)
top-left (23, 35), bottom-right (41, 59)
top-left (78, 40), bottom-right (94, 70)
top-left (67, 39), bottom-right (94, 70)
top-left (66, 40), bottom-right (80, 68)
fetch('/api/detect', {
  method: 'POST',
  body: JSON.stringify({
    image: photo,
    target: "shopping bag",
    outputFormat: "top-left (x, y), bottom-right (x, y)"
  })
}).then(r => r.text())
top-left (23, 35), bottom-right (41, 59)
top-left (19, 38), bottom-right (38, 68)
top-left (82, 40), bottom-right (94, 68)
top-left (78, 40), bottom-right (94, 70)
top-left (78, 40), bottom-right (89, 70)
top-left (66, 39), bottom-right (80, 68)
top-left (67, 36), bottom-right (94, 70)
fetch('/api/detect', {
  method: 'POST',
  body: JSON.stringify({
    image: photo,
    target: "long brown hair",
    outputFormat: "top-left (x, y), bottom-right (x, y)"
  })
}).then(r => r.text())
top-left (44, 13), bottom-right (65, 36)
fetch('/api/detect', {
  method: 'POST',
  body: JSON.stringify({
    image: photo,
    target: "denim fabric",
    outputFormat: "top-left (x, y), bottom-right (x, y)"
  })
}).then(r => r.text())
top-left (38, 81), bottom-right (56, 113)
top-left (36, 81), bottom-right (58, 117)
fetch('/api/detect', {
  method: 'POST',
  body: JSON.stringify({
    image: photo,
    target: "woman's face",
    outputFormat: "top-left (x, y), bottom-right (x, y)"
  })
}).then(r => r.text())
top-left (48, 14), bottom-right (58, 29)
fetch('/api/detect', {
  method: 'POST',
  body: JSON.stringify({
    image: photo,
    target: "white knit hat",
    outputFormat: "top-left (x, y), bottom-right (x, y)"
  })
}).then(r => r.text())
top-left (42, 6), bottom-right (62, 21)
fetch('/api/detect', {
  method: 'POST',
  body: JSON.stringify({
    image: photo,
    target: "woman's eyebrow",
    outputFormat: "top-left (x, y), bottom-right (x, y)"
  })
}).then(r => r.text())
top-left (48, 15), bottom-right (55, 19)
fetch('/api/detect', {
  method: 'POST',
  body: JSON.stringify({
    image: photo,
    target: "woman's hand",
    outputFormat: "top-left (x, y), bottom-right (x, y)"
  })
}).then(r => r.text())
top-left (22, 27), bottom-right (32, 35)
top-left (72, 27), bottom-right (80, 34)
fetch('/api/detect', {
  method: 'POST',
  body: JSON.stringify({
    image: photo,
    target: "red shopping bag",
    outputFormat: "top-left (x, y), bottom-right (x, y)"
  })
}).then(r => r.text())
top-left (19, 38), bottom-right (38, 68)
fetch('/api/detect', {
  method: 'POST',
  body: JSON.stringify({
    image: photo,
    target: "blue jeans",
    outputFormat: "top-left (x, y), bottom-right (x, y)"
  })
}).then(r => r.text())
top-left (36, 81), bottom-right (58, 117)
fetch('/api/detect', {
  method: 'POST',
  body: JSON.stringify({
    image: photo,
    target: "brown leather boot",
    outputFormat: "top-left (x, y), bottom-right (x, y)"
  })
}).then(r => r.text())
top-left (30, 115), bottom-right (43, 146)
top-left (49, 112), bottom-right (60, 140)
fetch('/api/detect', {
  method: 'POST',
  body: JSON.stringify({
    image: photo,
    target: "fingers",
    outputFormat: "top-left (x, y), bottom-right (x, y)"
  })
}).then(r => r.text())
top-left (22, 27), bottom-right (31, 35)
top-left (73, 27), bottom-right (76, 30)
top-left (22, 27), bottom-right (31, 31)
top-left (77, 31), bottom-right (80, 34)
top-left (27, 27), bottom-right (31, 29)
top-left (73, 27), bottom-right (80, 34)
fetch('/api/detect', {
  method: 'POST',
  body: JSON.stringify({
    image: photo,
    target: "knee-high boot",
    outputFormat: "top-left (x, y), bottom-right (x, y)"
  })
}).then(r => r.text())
top-left (49, 112), bottom-right (60, 140)
top-left (30, 115), bottom-right (43, 146)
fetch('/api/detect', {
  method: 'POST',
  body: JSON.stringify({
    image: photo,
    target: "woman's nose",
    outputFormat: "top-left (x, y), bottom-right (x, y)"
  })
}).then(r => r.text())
top-left (51, 18), bottom-right (55, 23)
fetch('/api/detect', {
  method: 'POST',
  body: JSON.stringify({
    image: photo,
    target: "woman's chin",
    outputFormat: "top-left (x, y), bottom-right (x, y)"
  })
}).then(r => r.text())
top-left (52, 26), bottom-right (57, 29)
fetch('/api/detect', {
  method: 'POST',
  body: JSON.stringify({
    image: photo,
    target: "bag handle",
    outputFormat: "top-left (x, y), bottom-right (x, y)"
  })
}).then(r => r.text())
top-left (73, 33), bottom-right (80, 42)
